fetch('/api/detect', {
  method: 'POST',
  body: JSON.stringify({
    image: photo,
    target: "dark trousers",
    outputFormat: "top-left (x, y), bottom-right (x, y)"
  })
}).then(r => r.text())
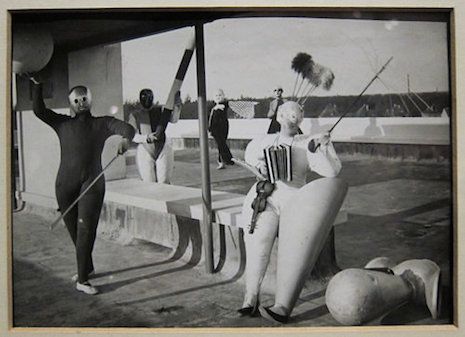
top-left (212, 133), bottom-right (233, 164)
top-left (56, 174), bottom-right (105, 283)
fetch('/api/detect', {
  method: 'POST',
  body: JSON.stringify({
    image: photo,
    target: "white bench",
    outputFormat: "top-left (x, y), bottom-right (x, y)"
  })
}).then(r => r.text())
top-left (104, 178), bottom-right (347, 229)
top-left (105, 179), bottom-right (245, 227)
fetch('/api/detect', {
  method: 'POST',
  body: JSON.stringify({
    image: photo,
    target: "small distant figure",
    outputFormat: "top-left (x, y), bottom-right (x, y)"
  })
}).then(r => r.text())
top-left (208, 89), bottom-right (234, 170)
top-left (267, 86), bottom-right (287, 134)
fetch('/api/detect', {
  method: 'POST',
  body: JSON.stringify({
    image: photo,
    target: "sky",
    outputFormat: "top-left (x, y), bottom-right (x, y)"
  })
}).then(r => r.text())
top-left (121, 16), bottom-right (449, 103)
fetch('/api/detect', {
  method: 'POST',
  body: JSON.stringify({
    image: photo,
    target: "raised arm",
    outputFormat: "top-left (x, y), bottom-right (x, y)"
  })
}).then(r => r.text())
top-left (103, 116), bottom-right (136, 140)
top-left (102, 116), bottom-right (136, 155)
top-left (148, 105), bottom-right (173, 141)
top-left (31, 79), bottom-right (67, 128)
top-left (158, 107), bottom-right (172, 133)
top-left (306, 133), bottom-right (342, 177)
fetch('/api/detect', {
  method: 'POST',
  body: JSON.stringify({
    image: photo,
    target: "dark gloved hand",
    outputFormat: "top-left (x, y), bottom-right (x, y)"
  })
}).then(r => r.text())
top-left (152, 125), bottom-right (165, 141)
top-left (118, 138), bottom-right (130, 155)
top-left (308, 132), bottom-right (331, 153)
top-left (174, 90), bottom-right (182, 106)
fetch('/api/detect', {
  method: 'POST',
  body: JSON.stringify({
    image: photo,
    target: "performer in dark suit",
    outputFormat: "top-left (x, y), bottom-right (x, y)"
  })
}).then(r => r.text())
top-left (208, 89), bottom-right (234, 169)
top-left (31, 77), bottom-right (135, 295)
top-left (267, 86), bottom-right (287, 134)
top-left (267, 86), bottom-right (302, 134)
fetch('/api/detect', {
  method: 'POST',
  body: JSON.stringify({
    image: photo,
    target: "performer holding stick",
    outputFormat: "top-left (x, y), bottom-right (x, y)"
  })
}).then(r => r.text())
top-left (130, 32), bottom-right (194, 182)
top-left (30, 76), bottom-right (135, 295)
top-left (238, 101), bottom-right (347, 322)
top-left (130, 88), bottom-right (181, 183)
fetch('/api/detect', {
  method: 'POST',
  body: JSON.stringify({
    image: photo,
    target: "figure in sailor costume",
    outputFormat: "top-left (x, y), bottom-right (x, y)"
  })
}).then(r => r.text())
top-left (238, 101), bottom-right (348, 323)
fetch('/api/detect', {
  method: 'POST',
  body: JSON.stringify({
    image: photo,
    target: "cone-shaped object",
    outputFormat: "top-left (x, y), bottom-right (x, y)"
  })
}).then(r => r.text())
top-left (274, 178), bottom-right (348, 312)
top-left (326, 268), bottom-right (412, 325)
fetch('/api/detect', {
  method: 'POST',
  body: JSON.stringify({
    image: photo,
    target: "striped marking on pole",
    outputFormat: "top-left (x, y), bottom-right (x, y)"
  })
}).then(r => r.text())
top-left (165, 33), bottom-right (196, 111)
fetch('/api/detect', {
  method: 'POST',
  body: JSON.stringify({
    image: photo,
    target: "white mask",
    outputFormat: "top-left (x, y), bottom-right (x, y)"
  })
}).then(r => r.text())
top-left (277, 101), bottom-right (303, 128)
top-left (214, 89), bottom-right (225, 104)
top-left (68, 86), bottom-right (92, 115)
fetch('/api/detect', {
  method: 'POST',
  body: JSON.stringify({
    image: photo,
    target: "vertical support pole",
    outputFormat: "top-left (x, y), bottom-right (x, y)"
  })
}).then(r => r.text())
top-left (195, 24), bottom-right (214, 273)
top-left (12, 74), bottom-right (25, 211)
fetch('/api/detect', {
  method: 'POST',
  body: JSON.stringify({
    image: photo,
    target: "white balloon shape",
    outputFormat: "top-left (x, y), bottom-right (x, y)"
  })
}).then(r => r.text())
top-left (12, 24), bottom-right (54, 74)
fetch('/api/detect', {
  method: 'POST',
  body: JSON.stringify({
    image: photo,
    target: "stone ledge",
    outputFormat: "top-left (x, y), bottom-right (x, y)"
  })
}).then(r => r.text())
top-left (105, 179), bottom-right (246, 228)
top-left (105, 179), bottom-right (347, 228)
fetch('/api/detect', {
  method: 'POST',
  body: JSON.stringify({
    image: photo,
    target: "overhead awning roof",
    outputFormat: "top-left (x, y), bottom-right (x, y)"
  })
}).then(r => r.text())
top-left (11, 9), bottom-right (449, 52)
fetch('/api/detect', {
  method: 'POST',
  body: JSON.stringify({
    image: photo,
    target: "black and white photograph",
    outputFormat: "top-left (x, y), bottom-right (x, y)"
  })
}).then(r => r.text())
top-left (3, 2), bottom-right (462, 334)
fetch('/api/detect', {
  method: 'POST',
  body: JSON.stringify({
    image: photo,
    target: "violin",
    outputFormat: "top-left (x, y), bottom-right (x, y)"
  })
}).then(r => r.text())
top-left (249, 180), bottom-right (275, 234)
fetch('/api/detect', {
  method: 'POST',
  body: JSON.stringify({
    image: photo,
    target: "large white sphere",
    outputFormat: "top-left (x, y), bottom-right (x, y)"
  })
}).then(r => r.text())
top-left (12, 24), bottom-right (54, 74)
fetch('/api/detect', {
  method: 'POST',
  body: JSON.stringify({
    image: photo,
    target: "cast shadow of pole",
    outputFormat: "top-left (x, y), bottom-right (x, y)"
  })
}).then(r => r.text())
top-left (98, 215), bottom-right (202, 293)
top-left (213, 223), bottom-right (227, 273)
top-left (116, 228), bottom-right (246, 306)
top-left (99, 215), bottom-right (246, 297)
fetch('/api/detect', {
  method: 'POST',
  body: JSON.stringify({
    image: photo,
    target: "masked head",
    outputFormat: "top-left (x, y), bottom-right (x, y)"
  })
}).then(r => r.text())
top-left (274, 86), bottom-right (283, 98)
top-left (139, 89), bottom-right (154, 109)
top-left (214, 89), bottom-right (225, 104)
top-left (277, 101), bottom-right (304, 131)
top-left (68, 86), bottom-right (92, 115)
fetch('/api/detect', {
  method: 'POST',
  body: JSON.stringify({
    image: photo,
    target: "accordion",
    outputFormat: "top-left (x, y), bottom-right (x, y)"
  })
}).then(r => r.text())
top-left (263, 144), bottom-right (292, 183)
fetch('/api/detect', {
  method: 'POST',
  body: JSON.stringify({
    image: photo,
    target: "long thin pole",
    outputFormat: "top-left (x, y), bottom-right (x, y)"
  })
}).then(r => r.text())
top-left (13, 74), bottom-right (26, 210)
top-left (328, 57), bottom-right (393, 134)
top-left (49, 154), bottom-right (120, 230)
top-left (195, 24), bottom-right (214, 273)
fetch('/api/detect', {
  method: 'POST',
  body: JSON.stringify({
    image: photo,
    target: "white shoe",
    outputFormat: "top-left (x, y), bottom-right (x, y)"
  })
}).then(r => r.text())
top-left (76, 282), bottom-right (99, 295)
top-left (71, 270), bottom-right (95, 282)
top-left (217, 162), bottom-right (225, 170)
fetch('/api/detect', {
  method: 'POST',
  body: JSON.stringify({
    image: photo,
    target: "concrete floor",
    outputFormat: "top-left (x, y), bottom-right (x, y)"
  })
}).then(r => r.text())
top-left (12, 148), bottom-right (453, 328)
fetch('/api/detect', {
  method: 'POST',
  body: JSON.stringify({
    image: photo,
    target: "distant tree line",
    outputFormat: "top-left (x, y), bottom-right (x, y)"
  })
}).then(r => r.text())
top-left (124, 91), bottom-right (450, 121)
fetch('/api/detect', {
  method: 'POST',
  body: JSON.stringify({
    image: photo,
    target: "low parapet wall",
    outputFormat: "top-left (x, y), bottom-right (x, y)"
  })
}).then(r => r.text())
top-left (167, 117), bottom-right (451, 161)
top-left (167, 117), bottom-right (450, 145)
top-left (169, 138), bottom-right (449, 162)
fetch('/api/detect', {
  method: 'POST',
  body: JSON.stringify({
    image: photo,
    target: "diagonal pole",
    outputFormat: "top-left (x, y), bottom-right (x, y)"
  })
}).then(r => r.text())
top-left (314, 57), bottom-right (393, 151)
top-left (329, 57), bottom-right (393, 133)
top-left (49, 153), bottom-right (120, 230)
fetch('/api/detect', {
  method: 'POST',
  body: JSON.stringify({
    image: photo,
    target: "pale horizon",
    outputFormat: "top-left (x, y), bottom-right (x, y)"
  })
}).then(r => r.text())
top-left (121, 16), bottom-right (449, 104)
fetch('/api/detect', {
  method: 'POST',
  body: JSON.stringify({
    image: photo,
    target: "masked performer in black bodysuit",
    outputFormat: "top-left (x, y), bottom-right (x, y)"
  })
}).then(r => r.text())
top-left (208, 89), bottom-right (234, 170)
top-left (31, 77), bottom-right (135, 295)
